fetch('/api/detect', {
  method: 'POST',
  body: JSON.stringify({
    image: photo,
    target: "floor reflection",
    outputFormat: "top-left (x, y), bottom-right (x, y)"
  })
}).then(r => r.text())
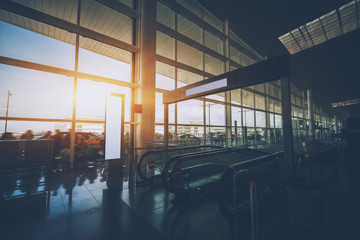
top-left (0, 159), bottom-right (127, 233)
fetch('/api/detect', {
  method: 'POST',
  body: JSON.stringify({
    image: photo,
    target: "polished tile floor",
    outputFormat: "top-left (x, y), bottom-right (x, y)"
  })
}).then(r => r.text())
top-left (0, 162), bottom-right (234, 240)
top-left (1, 157), bottom-right (359, 240)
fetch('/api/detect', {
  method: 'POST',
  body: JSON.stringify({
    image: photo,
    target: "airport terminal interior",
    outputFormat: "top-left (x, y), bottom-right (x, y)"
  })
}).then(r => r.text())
top-left (1, 0), bottom-right (360, 239)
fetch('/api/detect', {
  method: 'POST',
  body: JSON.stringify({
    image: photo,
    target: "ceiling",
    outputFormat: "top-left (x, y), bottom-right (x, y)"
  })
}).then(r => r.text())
top-left (201, 0), bottom-right (360, 119)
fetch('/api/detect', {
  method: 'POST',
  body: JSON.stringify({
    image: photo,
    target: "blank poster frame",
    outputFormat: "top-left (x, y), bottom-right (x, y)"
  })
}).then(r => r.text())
top-left (105, 92), bottom-right (125, 160)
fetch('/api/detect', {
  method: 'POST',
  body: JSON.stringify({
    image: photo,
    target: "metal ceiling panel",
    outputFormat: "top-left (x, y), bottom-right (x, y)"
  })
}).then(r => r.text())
top-left (11, 0), bottom-right (78, 24)
top-left (305, 18), bottom-right (327, 45)
top-left (320, 10), bottom-right (342, 40)
top-left (339, 0), bottom-right (358, 33)
top-left (291, 28), bottom-right (309, 50)
top-left (279, 0), bottom-right (360, 55)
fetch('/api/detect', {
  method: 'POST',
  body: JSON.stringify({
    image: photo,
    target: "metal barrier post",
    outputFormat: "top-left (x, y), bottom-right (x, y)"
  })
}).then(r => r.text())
top-left (249, 180), bottom-right (260, 240)
top-left (233, 171), bottom-right (238, 239)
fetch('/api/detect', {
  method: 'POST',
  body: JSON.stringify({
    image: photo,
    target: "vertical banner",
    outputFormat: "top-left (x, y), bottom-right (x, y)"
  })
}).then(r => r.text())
top-left (105, 94), bottom-right (123, 160)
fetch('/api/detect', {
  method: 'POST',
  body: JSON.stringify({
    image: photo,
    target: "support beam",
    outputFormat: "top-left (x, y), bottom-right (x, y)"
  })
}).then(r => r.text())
top-left (164, 104), bottom-right (169, 147)
top-left (224, 20), bottom-right (232, 147)
top-left (307, 89), bottom-right (315, 140)
top-left (281, 75), bottom-right (294, 176)
top-left (138, 0), bottom-right (157, 148)
top-left (164, 54), bottom-right (288, 104)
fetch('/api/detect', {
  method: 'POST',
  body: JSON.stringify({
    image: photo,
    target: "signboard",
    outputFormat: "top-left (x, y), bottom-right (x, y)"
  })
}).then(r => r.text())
top-left (105, 93), bottom-right (124, 160)
top-left (134, 104), bottom-right (142, 114)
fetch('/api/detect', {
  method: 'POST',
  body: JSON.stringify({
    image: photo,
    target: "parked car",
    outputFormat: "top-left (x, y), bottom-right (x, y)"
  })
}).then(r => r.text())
top-left (177, 134), bottom-right (200, 141)
top-left (61, 132), bottom-right (104, 149)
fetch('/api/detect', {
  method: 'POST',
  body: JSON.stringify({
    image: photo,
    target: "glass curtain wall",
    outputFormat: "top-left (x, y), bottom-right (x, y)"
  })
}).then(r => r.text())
top-left (155, 0), bottom-right (263, 146)
top-left (155, 0), bottom-right (337, 148)
top-left (0, 0), bottom-right (137, 163)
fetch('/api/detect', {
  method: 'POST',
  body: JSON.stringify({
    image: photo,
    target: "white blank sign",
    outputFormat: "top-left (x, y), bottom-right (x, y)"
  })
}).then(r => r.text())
top-left (105, 95), bottom-right (122, 160)
top-left (185, 78), bottom-right (227, 96)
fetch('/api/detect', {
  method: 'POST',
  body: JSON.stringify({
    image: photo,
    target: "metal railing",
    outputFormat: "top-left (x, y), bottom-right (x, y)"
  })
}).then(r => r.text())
top-left (162, 148), bottom-right (268, 195)
top-left (136, 145), bottom-right (223, 181)
top-left (293, 140), bottom-right (345, 185)
top-left (217, 151), bottom-right (284, 240)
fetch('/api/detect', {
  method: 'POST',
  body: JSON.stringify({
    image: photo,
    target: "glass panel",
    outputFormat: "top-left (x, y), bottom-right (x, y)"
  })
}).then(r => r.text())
top-left (177, 14), bottom-right (202, 43)
top-left (203, 8), bottom-right (223, 32)
top-left (177, 68), bottom-right (203, 86)
top-left (0, 65), bottom-right (73, 119)
top-left (155, 93), bottom-right (175, 124)
top-left (78, 37), bottom-right (132, 81)
top-left (269, 113), bottom-right (275, 128)
top-left (76, 79), bottom-right (131, 122)
top-left (177, 41), bottom-right (203, 70)
top-left (0, 19), bottom-right (75, 70)
top-left (242, 90), bottom-right (254, 108)
top-left (155, 125), bottom-right (164, 142)
top-left (168, 125), bottom-right (175, 141)
top-left (255, 111), bottom-right (266, 127)
top-left (177, 125), bottom-right (204, 142)
top-left (232, 127), bottom-right (243, 147)
top-left (206, 93), bottom-right (225, 102)
top-left (231, 107), bottom-right (241, 126)
top-left (205, 31), bottom-right (224, 55)
top-left (245, 127), bottom-right (256, 146)
top-left (117, 0), bottom-right (135, 9)
top-left (255, 94), bottom-right (265, 110)
top-left (243, 109), bottom-right (254, 127)
top-left (231, 89), bottom-right (241, 105)
top-left (155, 93), bottom-right (163, 124)
top-left (253, 83), bottom-right (265, 93)
top-left (230, 63), bottom-right (240, 71)
top-left (81, 0), bottom-right (133, 44)
top-left (275, 114), bottom-right (282, 128)
top-left (156, 62), bottom-right (175, 90)
top-left (178, 99), bottom-right (203, 125)
top-left (207, 127), bottom-right (226, 146)
top-left (205, 103), bottom-right (225, 126)
top-left (268, 99), bottom-right (274, 112)
top-left (157, 1), bottom-right (175, 29)
top-left (269, 84), bottom-right (281, 99)
top-left (257, 128), bottom-right (267, 145)
top-left (274, 100), bottom-right (282, 114)
top-left (239, 52), bottom-right (256, 67)
top-left (205, 54), bottom-right (224, 75)
top-left (230, 46), bottom-right (240, 64)
top-left (156, 31), bottom-right (175, 60)
top-left (0, 120), bottom-right (71, 139)
top-left (176, 0), bottom-right (202, 17)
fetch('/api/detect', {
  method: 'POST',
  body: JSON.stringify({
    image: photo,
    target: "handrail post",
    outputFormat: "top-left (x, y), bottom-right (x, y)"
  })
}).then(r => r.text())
top-left (232, 170), bottom-right (238, 239)
top-left (249, 180), bottom-right (260, 240)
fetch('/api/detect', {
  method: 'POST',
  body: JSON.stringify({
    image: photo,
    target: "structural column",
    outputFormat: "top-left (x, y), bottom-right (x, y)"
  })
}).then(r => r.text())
top-left (334, 115), bottom-right (339, 134)
top-left (224, 20), bottom-right (232, 147)
top-left (281, 75), bottom-right (294, 176)
top-left (307, 89), bottom-right (315, 140)
top-left (137, 0), bottom-right (157, 148)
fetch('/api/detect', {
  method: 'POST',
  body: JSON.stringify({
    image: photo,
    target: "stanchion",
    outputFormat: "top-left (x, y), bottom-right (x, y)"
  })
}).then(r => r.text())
top-left (232, 171), bottom-right (238, 239)
top-left (249, 180), bottom-right (260, 240)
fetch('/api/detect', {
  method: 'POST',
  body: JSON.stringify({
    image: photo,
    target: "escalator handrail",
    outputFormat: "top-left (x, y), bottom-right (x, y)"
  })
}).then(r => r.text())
top-left (164, 148), bottom-right (268, 193)
top-left (137, 145), bottom-right (223, 181)
top-left (218, 151), bottom-right (284, 218)
top-left (161, 148), bottom-right (232, 192)
top-left (294, 141), bottom-right (340, 164)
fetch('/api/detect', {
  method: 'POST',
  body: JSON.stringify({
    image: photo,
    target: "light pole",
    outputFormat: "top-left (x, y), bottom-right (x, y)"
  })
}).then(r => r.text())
top-left (5, 90), bottom-right (12, 132)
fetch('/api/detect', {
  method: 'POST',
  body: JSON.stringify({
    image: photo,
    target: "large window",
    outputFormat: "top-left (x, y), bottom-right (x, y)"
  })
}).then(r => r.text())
top-left (0, 0), bottom-right (135, 164)
top-left (0, 20), bottom-right (75, 70)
